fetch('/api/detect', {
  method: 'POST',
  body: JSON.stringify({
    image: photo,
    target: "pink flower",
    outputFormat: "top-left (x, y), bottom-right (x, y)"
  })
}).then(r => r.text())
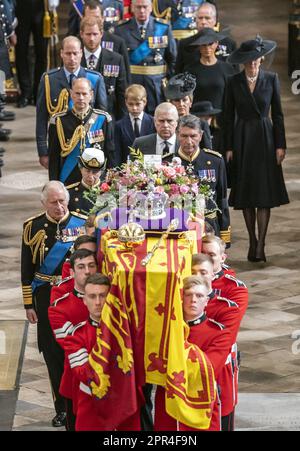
top-left (100, 182), bottom-right (110, 192)
top-left (175, 166), bottom-right (185, 175)
top-left (169, 184), bottom-right (180, 195)
top-left (163, 167), bottom-right (176, 178)
top-left (179, 185), bottom-right (190, 194)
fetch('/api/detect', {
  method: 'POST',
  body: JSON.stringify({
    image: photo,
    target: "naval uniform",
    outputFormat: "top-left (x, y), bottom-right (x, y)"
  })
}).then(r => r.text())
top-left (177, 147), bottom-right (231, 246)
top-left (66, 180), bottom-right (101, 216)
top-left (48, 107), bottom-right (114, 186)
top-left (36, 66), bottom-right (107, 158)
top-left (115, 16), bottom-right (177, 115)
top-left (21, 210), bottom-right (87, 415)
top-left (154, 314), bottom-right (231, 431)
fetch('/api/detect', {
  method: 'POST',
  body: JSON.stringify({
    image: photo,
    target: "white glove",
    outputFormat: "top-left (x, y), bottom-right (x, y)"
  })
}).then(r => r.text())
top-left (48, 0), bottom-right (60, 10)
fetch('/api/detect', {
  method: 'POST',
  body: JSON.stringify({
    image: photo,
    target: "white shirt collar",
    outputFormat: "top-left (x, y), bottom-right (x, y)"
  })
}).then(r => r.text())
top-left (157, 134), bottom-right (176, 146)
top-left (84, 46), bottom-right (101, 62)
top-left (63, 66), bottom-right (81, 79)
top-left (129, 112), bottom-right (144, 123)
top-left (136, 19), bottom-right (149, 29)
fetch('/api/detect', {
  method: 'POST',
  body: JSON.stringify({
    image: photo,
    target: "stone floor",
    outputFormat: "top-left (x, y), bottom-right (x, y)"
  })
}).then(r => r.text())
top-left (0, 0), bottom-right (299, 432)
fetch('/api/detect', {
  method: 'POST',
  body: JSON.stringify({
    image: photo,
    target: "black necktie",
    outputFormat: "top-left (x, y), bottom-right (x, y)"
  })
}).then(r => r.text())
top-left (69, 73), bottom-right (75, 88)
top-left (162, 140), bottom-right (170, 156)
top-left (134, 118), bottom-right (140, 138)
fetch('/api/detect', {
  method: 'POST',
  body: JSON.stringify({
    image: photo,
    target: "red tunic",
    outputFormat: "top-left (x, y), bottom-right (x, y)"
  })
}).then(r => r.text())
top-left (154, 316), bottom-right (231, 432)
top-left (50, 275), bottom-right (74, 304)
top-left (65, 319), bottom-right (141, 431)
top-left (212, 271), bottom-right (249, 416)
top-left (48, 289), bottom-right (88, 407)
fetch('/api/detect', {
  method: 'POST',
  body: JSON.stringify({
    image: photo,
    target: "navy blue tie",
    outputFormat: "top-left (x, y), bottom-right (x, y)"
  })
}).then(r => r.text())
top-left (69, 73), bottom-right (75, 88)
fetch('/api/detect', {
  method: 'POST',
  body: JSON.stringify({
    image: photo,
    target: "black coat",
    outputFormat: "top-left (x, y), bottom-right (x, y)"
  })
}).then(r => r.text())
top-left (224, 69), bottom-right (289, 209)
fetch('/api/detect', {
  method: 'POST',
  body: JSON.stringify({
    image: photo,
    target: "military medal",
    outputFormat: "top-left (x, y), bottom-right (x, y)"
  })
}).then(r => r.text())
top-left (148, 35), bottom-right (168, 49)
top-left (186, 163), bottom-right (195, 175)
top-left (104, 7), bottom-right (120, 23)
top-left (103, 64), bottom-right (120, 78)
top-left (154, 50), bottom-right (163, 64)
top-left (61, 226), bottom-right (86, 242)
top-left (88, 129), bottom-right (104, 143)
top-left (102, 41), bottom-right (114, 52)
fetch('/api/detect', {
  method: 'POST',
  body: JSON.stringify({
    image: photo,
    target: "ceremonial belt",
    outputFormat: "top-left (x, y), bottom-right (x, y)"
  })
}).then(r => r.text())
top-left (205, 211), bottom-right (217, 219)
top-left (34, 273), bottom-right (62, 285)
top-left (172, 29), bottom-right (198, 40)
top-left (130, 64), bottom-right (167, 75)
top-left (129, 21), bottom-right (168, 65)
top-left (60, 113), bottom-right (105, 183)
top-left (31, 215), bottom-right (86, 293)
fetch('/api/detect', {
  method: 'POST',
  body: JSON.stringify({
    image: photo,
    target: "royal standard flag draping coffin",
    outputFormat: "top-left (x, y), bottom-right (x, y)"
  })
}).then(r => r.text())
top-left (143, 236), bottom-right (216, 429)
top-left (89, 227), bottom-right (214, 429)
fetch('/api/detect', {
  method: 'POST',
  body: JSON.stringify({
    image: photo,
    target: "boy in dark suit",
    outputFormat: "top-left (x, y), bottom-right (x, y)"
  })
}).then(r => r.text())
top-left (114, 84), bottom-right (155, 166)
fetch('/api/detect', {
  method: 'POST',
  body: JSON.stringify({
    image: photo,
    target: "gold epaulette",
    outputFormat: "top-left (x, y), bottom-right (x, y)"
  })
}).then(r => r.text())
top-left (24, 211), bottom-right (45, 224)
top-left (93, 108), bottom-right (112, 122)
top-left (71, 211), bottom-right (88, 220)
top-left (66, 181), bottom-right (81, 190)
top-left (203, 148), bottom-right (223, 158)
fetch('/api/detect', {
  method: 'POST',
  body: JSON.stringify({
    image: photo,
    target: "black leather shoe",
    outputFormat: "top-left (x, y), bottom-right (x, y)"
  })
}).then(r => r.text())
top-left (17, 96), bottom-right (31, 108)
top-left (0, 130), bottom-right (10, 141)
top-left (0, 110), bottom-right (15, 120)
top-left (52, 412), bottom-right (67, 427)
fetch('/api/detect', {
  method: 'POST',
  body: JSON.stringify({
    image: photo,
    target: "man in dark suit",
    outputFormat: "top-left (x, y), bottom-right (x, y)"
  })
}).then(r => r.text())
top-left (67, 0), bottom-right (131, 83)
top-left (175, 2), bottom-right (237, 73)
top-left (115, 0), bottom-right (177, 115)
top-left (36, 36), bottom-right (107, 169)
top-left (115, 84), bottom-right (155, 165)
top-left (80, 16), bottom-right (127, 120)
top-left (132, 102), bottom-right (179, 162)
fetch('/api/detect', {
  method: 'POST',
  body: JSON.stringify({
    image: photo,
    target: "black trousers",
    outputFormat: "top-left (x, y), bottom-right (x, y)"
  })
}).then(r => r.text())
top-left (221, 410), bottom-right (235, 431)
top-left (15, 0), bottom-right (48, 100)
top-left (34, 284), bottom-right (65, 414)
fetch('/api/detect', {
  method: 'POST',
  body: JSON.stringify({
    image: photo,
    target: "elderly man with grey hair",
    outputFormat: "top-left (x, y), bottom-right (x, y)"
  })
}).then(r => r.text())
top-left (132, 102), bottom-right (179, 162)
top-left (176, 114), bottom-right (231, 247)
top-left (175, 1), bottom-right (237, 73)
top-left (21, 180), bottom-right (88, 428)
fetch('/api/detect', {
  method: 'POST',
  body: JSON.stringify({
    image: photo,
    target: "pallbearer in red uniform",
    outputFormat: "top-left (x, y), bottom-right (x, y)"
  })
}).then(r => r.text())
top-left (50, 235), bottom-right (97, 304)
top-left (199, 235), bottom-right (249, 431)
top-left (154, 276), bottom-right (231, 431)
top-left (65, 273), bottom-right (141, 430)
top-left (48, 248), bottom-right (98, 430)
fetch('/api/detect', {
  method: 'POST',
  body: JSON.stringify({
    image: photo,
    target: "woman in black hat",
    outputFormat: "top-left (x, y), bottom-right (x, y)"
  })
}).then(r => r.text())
top-left (181, 28), bottom-right (236, 115)
top-left (224, 36), bottom-right (289, 262)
